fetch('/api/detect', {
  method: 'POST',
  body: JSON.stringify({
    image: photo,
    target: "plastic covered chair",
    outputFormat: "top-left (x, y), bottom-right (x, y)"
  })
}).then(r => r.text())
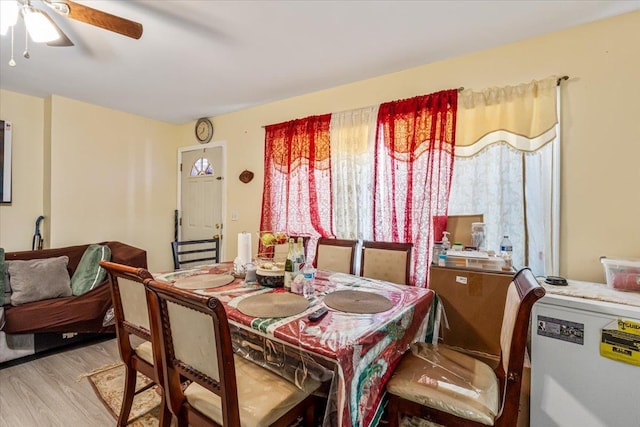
top-left (360, 241), bottom-right (413, 285)
top-left (99, 261), bottom-right (171, 427)
top-left (145, 278), bottom-right (320, 427)
top-left (386, 267), bottom-right (545, 427)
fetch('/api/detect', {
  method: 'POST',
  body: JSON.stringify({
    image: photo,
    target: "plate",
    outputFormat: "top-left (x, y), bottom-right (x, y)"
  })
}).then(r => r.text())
top-left (236, 293), bottom-right (309, 318)
top-left (174, 274), bottom-right (235, 290)
top-left (323, 290), bottom-right (393, 314)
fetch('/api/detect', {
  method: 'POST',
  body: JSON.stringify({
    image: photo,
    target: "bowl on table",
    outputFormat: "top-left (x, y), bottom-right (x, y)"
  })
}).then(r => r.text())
top-left (256, 261), bottom-right (286, 288)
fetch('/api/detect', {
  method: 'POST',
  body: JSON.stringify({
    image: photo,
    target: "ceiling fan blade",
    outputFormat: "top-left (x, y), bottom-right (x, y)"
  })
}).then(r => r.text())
top-left (41, 12), bottom-right (74, 46)
top-left (46, 30), bottom-right (74, 47)
top-left (49, 0), bottom-right (143, 40)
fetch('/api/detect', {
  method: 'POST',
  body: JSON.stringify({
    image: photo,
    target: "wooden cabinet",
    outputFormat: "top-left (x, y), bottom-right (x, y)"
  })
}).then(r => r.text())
top-left (429, 265), bottom-right (514, 356)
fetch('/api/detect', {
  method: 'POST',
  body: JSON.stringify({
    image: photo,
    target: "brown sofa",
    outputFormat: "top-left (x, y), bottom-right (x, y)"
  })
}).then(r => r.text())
top-left (1, 241), bottom-right (147, 363)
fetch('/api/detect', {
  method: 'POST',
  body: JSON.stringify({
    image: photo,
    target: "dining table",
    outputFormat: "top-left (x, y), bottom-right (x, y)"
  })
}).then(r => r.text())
top-left (154, 264), bottom-right (434, 427)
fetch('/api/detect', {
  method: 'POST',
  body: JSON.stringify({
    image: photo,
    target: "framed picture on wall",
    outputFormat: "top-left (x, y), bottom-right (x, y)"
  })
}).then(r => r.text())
top-left (1, 120), bottom-right (12, 203)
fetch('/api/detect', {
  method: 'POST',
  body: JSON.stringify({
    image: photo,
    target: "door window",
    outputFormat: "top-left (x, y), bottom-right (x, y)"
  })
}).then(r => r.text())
top-left (190, 157), bottom-right (213, 176)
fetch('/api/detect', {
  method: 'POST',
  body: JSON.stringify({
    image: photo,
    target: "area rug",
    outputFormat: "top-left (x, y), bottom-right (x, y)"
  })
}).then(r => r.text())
top-left (82, 363), bottom-right (163, 426)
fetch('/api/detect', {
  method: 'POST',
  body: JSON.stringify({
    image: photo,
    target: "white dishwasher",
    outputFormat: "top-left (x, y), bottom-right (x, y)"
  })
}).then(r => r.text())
top-left (531, 282), bottom-right (640, 427)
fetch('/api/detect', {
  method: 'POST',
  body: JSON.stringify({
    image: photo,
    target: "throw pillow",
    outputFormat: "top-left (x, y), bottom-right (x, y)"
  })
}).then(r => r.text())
top-left (2, 268), bottom-right (10, 306)
top-left (71, 244), bottom-right (112, 296)
top-left (7, 256), bottom-right (72, 306)
top-left (0, 248), bottom-right (5, 305)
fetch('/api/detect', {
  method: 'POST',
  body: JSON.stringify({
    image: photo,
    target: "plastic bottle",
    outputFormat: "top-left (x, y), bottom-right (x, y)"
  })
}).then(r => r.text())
top-left (284, 238), bottom-right (295, 290)
top-left (500, 235), bottom-right (513, 258)
top-left (442, 231), bottom-right (451, 250)
top-left (500, 235), bottom-right (513, 270)
top-left (301, 264), bottom-right (315, 298)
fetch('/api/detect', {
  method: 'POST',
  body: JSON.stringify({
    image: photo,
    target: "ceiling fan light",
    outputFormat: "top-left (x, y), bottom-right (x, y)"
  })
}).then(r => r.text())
top-left (23, 5), bottom-right (60, 43)
top-left (0, 1), bottom-right (19, 36)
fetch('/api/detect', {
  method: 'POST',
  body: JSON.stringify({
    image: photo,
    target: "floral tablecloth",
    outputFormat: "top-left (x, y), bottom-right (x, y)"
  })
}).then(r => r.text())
top-left (155, 265), bottom-right (434, 427)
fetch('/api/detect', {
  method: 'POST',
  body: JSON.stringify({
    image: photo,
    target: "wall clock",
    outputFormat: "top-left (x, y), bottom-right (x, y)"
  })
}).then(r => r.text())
top-left (195, 118), bottom-right (214, 144)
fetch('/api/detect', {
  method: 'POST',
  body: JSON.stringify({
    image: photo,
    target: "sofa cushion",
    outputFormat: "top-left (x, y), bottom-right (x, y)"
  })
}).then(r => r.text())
top-left (71, 245), bottom-right (111, 296)
top-left (0, 248), bottom-right (7, 305)
top-left (7, 256), bottom-right (72, 306)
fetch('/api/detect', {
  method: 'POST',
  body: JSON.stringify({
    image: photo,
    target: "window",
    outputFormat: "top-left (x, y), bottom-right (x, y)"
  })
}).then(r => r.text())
top-left (190, 157), bottom-right (213, 176)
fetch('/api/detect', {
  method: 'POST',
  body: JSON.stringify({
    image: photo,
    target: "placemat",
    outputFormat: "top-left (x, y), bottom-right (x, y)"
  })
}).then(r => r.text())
top-left (237, 293), bottom-right (309, 318)
top-left (174, 274), bottom-right (235, 290)
top-left (324, 290), bottom-right (393, 314)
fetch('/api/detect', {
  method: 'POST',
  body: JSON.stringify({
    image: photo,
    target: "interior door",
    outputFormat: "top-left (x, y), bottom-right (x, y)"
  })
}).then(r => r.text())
top-left (180, 147), bottom-right (223, 242)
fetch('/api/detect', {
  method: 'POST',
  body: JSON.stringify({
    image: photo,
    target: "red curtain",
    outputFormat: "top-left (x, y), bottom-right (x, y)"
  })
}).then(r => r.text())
top-left (260, 114), bottom-right (333, 255)
top-left (374, 89), bottom-right (458, 286)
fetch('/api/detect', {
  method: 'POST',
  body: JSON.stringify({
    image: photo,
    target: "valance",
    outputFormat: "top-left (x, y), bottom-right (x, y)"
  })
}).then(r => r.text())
top-left (377, 89), bottom-right (458, 161)
top-left (264, 114), bottom-right (331, 173)
top-left (455, 77), bottom-right (558, 157)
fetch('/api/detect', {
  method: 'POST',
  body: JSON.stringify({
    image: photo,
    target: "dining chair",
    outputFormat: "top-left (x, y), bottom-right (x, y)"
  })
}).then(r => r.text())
top-left (145, 278), bottom-right (320, 427)
top-left (386, 267), bottom-right (545, 427)
top-left (271, 234), bottom-right (312, 261)
top-left (171, 237), bottom-right (220, 270)
top-left (99, 261), bottom-right (171, 427)
top-left (360, 240), bottom-right (413, 285)
top-left (314, 237), bottom-right (358, 274)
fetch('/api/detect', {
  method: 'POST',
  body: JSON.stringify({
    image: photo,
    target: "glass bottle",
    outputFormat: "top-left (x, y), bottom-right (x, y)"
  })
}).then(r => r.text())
top-left (296, 237), bottom-right (306, 271)
top-left (284, 238), bottom-right (295, 290)
top-left (471, 222), bottom-right (486, 251)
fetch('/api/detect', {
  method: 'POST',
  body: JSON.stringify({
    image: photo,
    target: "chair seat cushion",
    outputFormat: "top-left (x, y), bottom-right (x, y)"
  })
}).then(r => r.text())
top-left (134, 340), bottom-right (154, 365)
top-left (184, 355), bottom-right (319, 427)
top-left (386, 342), bottom-right (499, 426)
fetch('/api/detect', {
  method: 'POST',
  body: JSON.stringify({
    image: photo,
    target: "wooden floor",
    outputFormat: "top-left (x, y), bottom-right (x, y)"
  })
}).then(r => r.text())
top-left (0, 338), bottom-right (122, 427)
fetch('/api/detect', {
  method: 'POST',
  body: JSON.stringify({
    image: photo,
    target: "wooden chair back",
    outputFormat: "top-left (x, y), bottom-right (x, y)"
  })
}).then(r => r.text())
top-left (100, 261), bottom-right (154, 348)
top-left (100, 261), bottom-right (171, 427)
top-left (314, 238), bottom-right (358, 274)
top-left (171, 237), bottom-right (220, 270)
top-left (493, 267), bottom-right (545, 425)
top-left (360, 241), bottom-right (413, 285)
top-left (271, 235), bottom-right (312, 262)
top-left (145, 278), bottom-right (241, 426)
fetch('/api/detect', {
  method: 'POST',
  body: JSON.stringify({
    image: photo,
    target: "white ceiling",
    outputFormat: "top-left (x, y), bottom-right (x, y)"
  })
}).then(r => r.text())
top-left (1, 1), bottom-right (638, 124)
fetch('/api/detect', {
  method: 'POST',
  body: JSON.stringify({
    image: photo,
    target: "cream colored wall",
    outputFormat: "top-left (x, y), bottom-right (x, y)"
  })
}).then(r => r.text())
top-left (3, 11), bottom-right (638, 281)
top-left (0, 91), bottom-right (179, 271)
top-left (0, 90), bottom-right (45, 251)
top-left (48, 96), bottom-right (180, 271)
top-left (180, 11), bottom-right (640, 283)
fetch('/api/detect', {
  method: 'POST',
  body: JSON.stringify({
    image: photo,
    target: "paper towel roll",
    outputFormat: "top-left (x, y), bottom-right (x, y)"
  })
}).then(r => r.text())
top-left (237, 232), bottom-right (252, 266)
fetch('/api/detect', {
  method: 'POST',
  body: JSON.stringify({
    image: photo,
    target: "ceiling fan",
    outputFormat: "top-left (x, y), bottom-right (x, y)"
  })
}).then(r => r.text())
top-left (1, 0), bottom-right (143, 61)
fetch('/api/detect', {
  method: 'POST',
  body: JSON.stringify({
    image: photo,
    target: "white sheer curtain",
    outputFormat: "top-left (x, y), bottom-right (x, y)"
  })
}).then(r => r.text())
top-left (448, 144), bottom-right (526, 267)
top-left (448, 77), bottom-right (560, 276)
top-left (524, 140), bottom-right (555, 275)
top-left (329, 106), bottom-right (378, 240)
